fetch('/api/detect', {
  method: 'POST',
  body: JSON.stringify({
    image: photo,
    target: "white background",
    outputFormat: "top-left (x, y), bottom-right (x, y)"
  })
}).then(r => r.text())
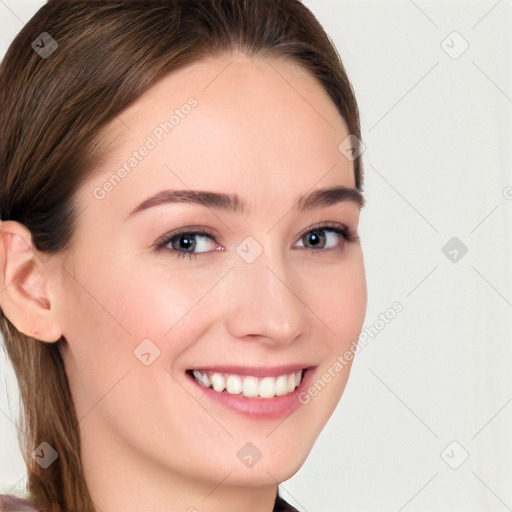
top-left (1, 1), bottom-right (511, 510)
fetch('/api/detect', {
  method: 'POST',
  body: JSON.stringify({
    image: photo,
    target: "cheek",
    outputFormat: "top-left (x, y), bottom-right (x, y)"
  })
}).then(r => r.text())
top-left (109, 266), bottom-right (217, 349)
top-left (308, 251), bottom-right (367, 350)
top-left (58, 261), bottom-right (212, 450)
top-left (59, 246), bottom-right (221, 384)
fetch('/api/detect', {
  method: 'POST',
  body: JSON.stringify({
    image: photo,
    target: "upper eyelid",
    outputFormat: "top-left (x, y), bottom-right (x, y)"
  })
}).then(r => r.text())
top-left (171, 222), bottom-right (349, 240)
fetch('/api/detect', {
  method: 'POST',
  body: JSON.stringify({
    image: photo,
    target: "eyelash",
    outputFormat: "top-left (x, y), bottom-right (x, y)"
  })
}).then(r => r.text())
top-left (152, 222), bottom-right (360, 260)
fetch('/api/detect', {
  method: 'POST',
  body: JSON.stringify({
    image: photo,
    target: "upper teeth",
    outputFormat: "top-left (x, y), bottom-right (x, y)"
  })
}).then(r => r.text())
top-left (192, 369), bottom-right (303, 398)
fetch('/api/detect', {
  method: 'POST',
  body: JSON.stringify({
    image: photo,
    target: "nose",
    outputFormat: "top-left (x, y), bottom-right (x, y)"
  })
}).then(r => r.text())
top-left (225, 240), bottom-right (310, 348)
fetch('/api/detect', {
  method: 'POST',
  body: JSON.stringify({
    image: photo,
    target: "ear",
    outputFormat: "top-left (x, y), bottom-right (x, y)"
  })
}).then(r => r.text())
top-left (0, 220), bottom-right (62, 342)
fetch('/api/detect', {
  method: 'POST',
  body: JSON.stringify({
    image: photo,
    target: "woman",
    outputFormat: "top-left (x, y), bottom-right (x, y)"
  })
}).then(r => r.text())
top-left (0, 1), bottom-right (367, 511)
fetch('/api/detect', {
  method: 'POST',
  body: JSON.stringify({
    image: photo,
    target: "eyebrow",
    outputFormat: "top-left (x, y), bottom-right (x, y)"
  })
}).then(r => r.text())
top-left (126, 185), bottom-right (364, 219)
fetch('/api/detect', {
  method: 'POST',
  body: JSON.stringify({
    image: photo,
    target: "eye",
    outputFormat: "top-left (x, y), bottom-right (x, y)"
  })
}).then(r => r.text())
top-left (295, 223), bottom-right (358, 253)
top-left (153, 229), bottom-right (220, 260)
top-left (152, 222), bottom-right (359, 260)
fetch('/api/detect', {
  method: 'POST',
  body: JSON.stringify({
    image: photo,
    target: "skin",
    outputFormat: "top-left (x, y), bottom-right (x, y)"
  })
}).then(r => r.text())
top-left (0, 51), bottom-right (367, 512)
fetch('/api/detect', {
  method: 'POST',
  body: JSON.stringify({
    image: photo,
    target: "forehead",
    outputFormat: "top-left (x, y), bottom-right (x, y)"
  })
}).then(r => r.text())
top-left (79, 52), bottom-right (356, 221)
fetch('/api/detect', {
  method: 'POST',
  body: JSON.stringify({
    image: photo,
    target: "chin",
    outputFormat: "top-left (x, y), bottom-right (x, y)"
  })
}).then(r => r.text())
top-left (222, 446), bottom-right (311, 487)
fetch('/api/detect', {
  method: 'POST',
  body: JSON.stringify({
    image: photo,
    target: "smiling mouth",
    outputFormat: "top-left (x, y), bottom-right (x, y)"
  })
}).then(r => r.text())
top-left (186, 368), bottom-right (306, 399)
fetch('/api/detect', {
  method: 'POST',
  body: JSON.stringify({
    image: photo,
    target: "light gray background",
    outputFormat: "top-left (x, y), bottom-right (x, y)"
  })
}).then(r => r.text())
top-left (1, 1), bottom-right (511, 510)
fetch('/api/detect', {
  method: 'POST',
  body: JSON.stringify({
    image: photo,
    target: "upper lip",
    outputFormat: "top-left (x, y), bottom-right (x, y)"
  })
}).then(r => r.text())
top-left (187, 364), bottom-right (314, 378)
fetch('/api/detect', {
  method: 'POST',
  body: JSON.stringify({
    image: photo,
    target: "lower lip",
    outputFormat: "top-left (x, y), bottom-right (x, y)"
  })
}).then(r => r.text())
top-left (186, 368), bottom-right (315, 420)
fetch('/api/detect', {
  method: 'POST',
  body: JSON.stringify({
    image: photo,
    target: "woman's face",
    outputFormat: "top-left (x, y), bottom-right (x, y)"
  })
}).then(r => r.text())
top-left (54, 52), bottom-right (366, 495)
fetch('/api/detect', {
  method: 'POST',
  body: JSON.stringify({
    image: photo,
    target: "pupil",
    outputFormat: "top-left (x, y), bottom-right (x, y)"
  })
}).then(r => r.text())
top-left (180, 235), bottom-right (194, 250)
top-left (308, 230), bottom-right (323, 247)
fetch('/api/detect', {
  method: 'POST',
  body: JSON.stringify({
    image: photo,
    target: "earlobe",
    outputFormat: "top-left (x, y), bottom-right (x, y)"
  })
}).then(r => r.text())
top-left (0, 220), bottom-right (62, 343)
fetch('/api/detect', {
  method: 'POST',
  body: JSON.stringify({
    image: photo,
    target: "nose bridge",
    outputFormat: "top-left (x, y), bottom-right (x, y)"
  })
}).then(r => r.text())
top-left (226, 234), bottom-right (309, 345)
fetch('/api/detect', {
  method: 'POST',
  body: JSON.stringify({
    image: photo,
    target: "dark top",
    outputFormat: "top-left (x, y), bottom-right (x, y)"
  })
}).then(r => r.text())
top-left (0, 491), bottom-right (299, 511)
top-left (274, 492), bottom-right (300, 511)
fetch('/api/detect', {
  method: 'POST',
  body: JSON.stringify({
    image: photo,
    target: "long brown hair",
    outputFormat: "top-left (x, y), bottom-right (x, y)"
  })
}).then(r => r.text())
top-left (0, 1), bottom-right (363, 510)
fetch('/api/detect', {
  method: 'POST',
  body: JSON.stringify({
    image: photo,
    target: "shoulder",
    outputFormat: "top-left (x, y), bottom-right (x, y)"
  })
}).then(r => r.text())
top-left (0, 494), bottom-right (41, 512)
